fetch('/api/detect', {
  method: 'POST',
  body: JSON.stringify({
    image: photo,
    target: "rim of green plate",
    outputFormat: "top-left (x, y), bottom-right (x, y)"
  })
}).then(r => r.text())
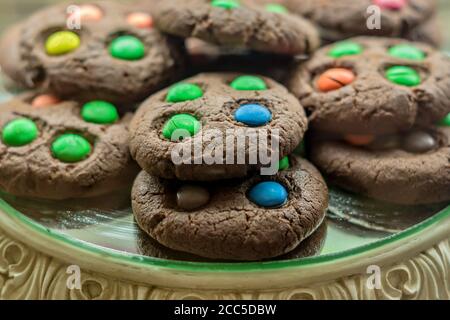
top-left (0, 198), bottom-right (449, 273)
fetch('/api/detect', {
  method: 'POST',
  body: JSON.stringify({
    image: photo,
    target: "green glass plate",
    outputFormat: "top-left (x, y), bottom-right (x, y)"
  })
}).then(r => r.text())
top-left (1, 187), bottom-right (448, 273)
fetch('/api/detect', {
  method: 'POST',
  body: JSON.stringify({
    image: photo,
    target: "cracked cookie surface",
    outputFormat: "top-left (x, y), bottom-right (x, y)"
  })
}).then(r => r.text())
top-left (152, 0), bottom-right (320, 55)
top-left (0, 1), bottom-right (185, 106)
top-left (132, 156), bottom-right (328, 261)
top-left (309, 126), bottom-right (450, 205)
top-left (130, 72), bottom-right (308, 181)
top-left (0, 92), bottom-right (139, 199)
top-left (288, 37), bottom-right (450, 135)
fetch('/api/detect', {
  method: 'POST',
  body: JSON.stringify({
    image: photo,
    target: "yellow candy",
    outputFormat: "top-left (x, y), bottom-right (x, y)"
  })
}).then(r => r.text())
top-left (45, 31), bottom-right (80, 56)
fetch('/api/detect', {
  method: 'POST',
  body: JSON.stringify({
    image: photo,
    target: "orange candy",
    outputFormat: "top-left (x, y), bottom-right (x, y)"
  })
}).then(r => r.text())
top-left (344, 134), bottom-right (375, 146)
top-left (69, 4), bottom-right (103, 22)
top-left (316, 68), bottom-right (356, 92)
top-left (127, 12), bottom-right (153, 29)
top-left (31, 94), bottom-right (61, 108)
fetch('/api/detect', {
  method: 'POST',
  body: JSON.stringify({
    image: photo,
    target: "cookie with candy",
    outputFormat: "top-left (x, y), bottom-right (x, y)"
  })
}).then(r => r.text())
top-left (129, 72), bottom-right (308, 181)
top-left (288, 37), bottom-right (450, 136)
top-left (0, 1), bottom-right (185, 106)
top-left (309, 124), bottom-right (450, 205)
top-left (152, 0), bottom-right (320, 56)
top-left (0, 92), bottom-right (139, 199)
top-left (132, 155), bottom-right (328, 261)
top-left (282, 0), bottom-right (441, 46)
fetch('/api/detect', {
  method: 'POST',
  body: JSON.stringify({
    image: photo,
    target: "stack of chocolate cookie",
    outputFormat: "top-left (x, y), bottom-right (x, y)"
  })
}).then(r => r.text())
top-left (129, 73), bottom-right (329, 261)
top-left (126, 0), bottom-right (330, 261)
top-left (287, 37), bottom-right (450, 205)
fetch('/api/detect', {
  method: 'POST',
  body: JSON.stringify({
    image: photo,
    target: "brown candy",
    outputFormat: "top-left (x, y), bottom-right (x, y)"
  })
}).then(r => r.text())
top-left (316, 68), bottom-right (356, 92)
top-left (401, 130), bottom-right (438, 154)
top-left (176, 185), bottom-right (210, 211)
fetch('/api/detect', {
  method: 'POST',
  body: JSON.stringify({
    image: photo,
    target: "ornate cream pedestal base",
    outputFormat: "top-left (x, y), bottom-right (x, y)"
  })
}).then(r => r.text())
top-left (1, 203), bottom-right (449, 300)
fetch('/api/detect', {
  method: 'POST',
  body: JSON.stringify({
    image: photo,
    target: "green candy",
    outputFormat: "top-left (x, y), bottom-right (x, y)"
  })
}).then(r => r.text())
top-left (2, 118), bottom-right (38, 147)
top-left (166, 83), bottom-right (204, 103)
top-left (109, 35), bottom-right (145, 61)
top-left (439, 113), bottom-right (450, 127)
top-left (45, 31), bottom-right (80, 56)
top-left (389, 44), bottom-right (425, 61)
top-left (51, 134), bottom-right (92, 163)
top-left (230, 75), bottom-right (267, 91)
top-left (163, 114), bottom-right (201, 140)
top-left (278, 156), bottom-right (290, 171)
top-left (385, 66), bottom-right (421, 87)
top-left (211, 0), bottom-right (240, 9)
top-left (265, 4), bottom-right (289, 14)
top-left (81, 101), bottom-right (119, 124)
top-left (328, 41), bottom-right (363, 58)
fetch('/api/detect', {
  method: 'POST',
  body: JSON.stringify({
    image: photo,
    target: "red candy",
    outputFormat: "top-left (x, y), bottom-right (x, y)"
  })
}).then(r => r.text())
top-left (127, 12), bottom-right (153, 29)
top-left (316, 68), bottom-right (356, 92)
top-left (373, 0), bottom-right (407, 10)
top-left (31, 94), bottom-right (61, 108)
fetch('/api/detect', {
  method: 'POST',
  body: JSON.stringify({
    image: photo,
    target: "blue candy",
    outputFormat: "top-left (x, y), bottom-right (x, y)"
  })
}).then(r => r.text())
top-left (234, 104), bottom-right (272, 127)
top-left (248, 181), bottom-right (288, 208)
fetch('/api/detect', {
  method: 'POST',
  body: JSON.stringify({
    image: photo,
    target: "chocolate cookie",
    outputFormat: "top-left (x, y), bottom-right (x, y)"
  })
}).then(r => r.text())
top-left (0, 1), bottom-right (185, 106)
top-left (309, 125), bottom-right (450, 205)
top-left (288, 37), bottom-right (450, 135)
top-left (132, 156), bottom-right (328, 261)
top-left (152, 0), bottom-right (320, 55)
top-left (0, 92), bottom-right (139, 199)
top-left (137, 221), bottom-right (327, 262)
top-left (284, 0), bottom-right (439, 46)
top-left (130, 73), bottom-right (308, 181)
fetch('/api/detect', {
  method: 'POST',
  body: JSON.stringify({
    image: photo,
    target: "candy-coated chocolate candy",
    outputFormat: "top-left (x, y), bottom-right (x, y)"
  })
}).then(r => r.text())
top-left (109, 35), bottom-right (145, 61)
top-left (177, 185), bottom-right (210, 211)
top-left (70, 4), bottom-right (103, 22)
top-left (2, 118), bottom-right (38, 147)
top-left (344, 134), bottom-right (375, 146)
top-left (51, 134), bottom-right (92, 163)
top-left (316, 68), bottom-right (355, 92)
top-left (265, 4), bottom-right (289, 14)
top-left (230, 75), bottom-right (267, 91)
top-left (211, 0), bottom-right (240, 10)
top-left (234, 104), bottom-right (272, 127)
top-left (401, 130), bottom-right (437, 154)
top-left (166, 83), bottom-right (203, 103)
top-left (439, 113), bottom-right (450, 127)
top-left (163, 114), bottom-right (201, 140)
top-left (249, 181), bottom-right (288, 208)
top-left (81, 101), bottom-right (119, 124)
top-left (278, 156), bottom-right (290, 171)
top-left (385, 66), bottom-right (421, 86)
top-left (329, 41), bottom-right (363, 58)
top-left (127, 12), bottom-right (153, 29)
top-left (368, 135), bottom-right (400, 150)
top-left (31, 94), bottom-right (61, 108)
top-left (45, 31), bottom-right (80, 56)
top-left (389, 44), bottom-right (425, 61)
top-left (373, 0), bottom-right (407, 10)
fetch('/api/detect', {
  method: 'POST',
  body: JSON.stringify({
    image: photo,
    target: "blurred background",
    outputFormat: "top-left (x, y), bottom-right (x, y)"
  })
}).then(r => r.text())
top-left (0, 0), bottom-right (449, 51)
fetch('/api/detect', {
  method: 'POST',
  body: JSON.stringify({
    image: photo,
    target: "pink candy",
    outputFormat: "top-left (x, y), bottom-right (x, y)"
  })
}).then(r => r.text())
top-left (373, 0), bottom-right (407, 10)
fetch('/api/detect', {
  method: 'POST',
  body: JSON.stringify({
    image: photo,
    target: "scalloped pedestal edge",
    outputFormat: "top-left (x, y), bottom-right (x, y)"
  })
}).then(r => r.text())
top-left (1, 208), bottom-right (450, 300)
